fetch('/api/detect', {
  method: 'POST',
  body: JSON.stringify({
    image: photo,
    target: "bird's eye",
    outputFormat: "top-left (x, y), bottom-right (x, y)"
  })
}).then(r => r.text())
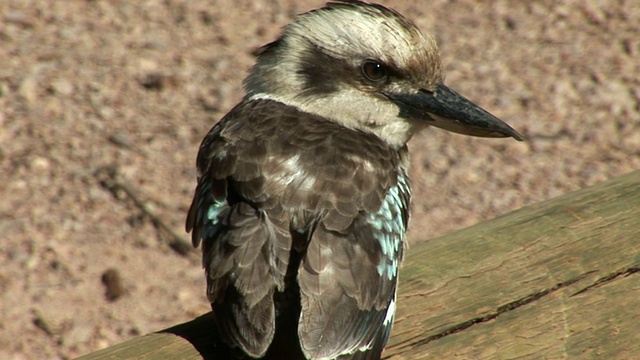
top-left (361, 61), bottom-right (387, 82)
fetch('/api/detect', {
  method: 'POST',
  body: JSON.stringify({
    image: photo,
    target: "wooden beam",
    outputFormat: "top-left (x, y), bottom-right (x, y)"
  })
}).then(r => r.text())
top-left (76, 170), bottom-right (640, 359)
top-left (386, 169), bottom-right (640, 359)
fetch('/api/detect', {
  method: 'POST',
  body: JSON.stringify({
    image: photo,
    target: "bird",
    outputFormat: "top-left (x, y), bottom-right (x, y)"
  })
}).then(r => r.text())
top-left (186, 1), bottom-right (523, 359)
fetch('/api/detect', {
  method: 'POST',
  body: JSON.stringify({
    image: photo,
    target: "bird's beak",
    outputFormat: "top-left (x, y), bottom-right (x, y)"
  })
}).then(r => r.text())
top-left (387, 84), bottom-right (524, 141)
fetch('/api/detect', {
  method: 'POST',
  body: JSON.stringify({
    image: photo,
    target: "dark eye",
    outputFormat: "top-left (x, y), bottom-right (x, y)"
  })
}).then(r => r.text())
top-left (361, 61), bottom-right (387, 82)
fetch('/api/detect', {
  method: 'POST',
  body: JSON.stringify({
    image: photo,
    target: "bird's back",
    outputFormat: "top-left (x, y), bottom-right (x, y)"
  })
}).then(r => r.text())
top-left (187, 98), bottom-right (411, 359)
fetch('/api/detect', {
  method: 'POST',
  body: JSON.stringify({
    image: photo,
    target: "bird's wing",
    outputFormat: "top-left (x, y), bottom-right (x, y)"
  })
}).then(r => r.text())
top-left (298, 173), bottom-right (411, 359)
top-left (186, 101), bottom-right (295, 357)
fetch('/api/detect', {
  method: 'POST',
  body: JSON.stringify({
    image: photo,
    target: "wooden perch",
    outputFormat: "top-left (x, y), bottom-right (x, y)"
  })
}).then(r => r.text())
top-left (76, 170), bottom-right (640, 359)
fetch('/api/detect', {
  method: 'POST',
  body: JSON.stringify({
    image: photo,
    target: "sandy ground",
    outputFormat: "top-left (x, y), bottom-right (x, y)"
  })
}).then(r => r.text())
top-left (1, 0), bottom-right (639, 358)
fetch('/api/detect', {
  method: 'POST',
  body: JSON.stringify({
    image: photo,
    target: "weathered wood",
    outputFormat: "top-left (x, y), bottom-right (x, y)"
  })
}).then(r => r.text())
top-left (75, 312), bottom-right (231, 360)
top-left (386, 169), bottom-right (640, 359)
top-left (75, 170), bottom-right (640, 360)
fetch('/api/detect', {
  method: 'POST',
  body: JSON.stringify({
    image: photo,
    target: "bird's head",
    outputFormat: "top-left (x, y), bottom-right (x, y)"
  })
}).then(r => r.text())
top-left (244, 0), bottom-right (523, 148)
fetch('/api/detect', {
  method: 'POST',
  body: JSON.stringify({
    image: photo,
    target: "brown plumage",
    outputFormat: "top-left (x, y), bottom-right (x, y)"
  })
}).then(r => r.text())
top-left (187, 99), bottom-right (407, 358)
top-left (186, 1), bottom-right (522, 359)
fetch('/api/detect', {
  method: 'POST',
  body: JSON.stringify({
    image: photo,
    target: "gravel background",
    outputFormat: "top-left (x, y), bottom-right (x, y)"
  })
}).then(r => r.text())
top-left (1, 0), bottom-right (639, 358)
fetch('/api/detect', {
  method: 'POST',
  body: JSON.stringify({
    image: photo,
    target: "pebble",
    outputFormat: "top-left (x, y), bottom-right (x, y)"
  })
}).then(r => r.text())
top-left (51, 78), bottom-right (74, 96)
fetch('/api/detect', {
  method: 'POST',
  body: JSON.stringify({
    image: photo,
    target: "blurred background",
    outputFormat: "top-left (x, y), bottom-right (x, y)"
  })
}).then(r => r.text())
top-left (1, 0), bottom-right (639, 358)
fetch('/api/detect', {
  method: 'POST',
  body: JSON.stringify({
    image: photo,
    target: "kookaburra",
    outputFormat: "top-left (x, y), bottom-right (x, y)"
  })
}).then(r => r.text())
top-left (186, 1), bottom-right (523, 359)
